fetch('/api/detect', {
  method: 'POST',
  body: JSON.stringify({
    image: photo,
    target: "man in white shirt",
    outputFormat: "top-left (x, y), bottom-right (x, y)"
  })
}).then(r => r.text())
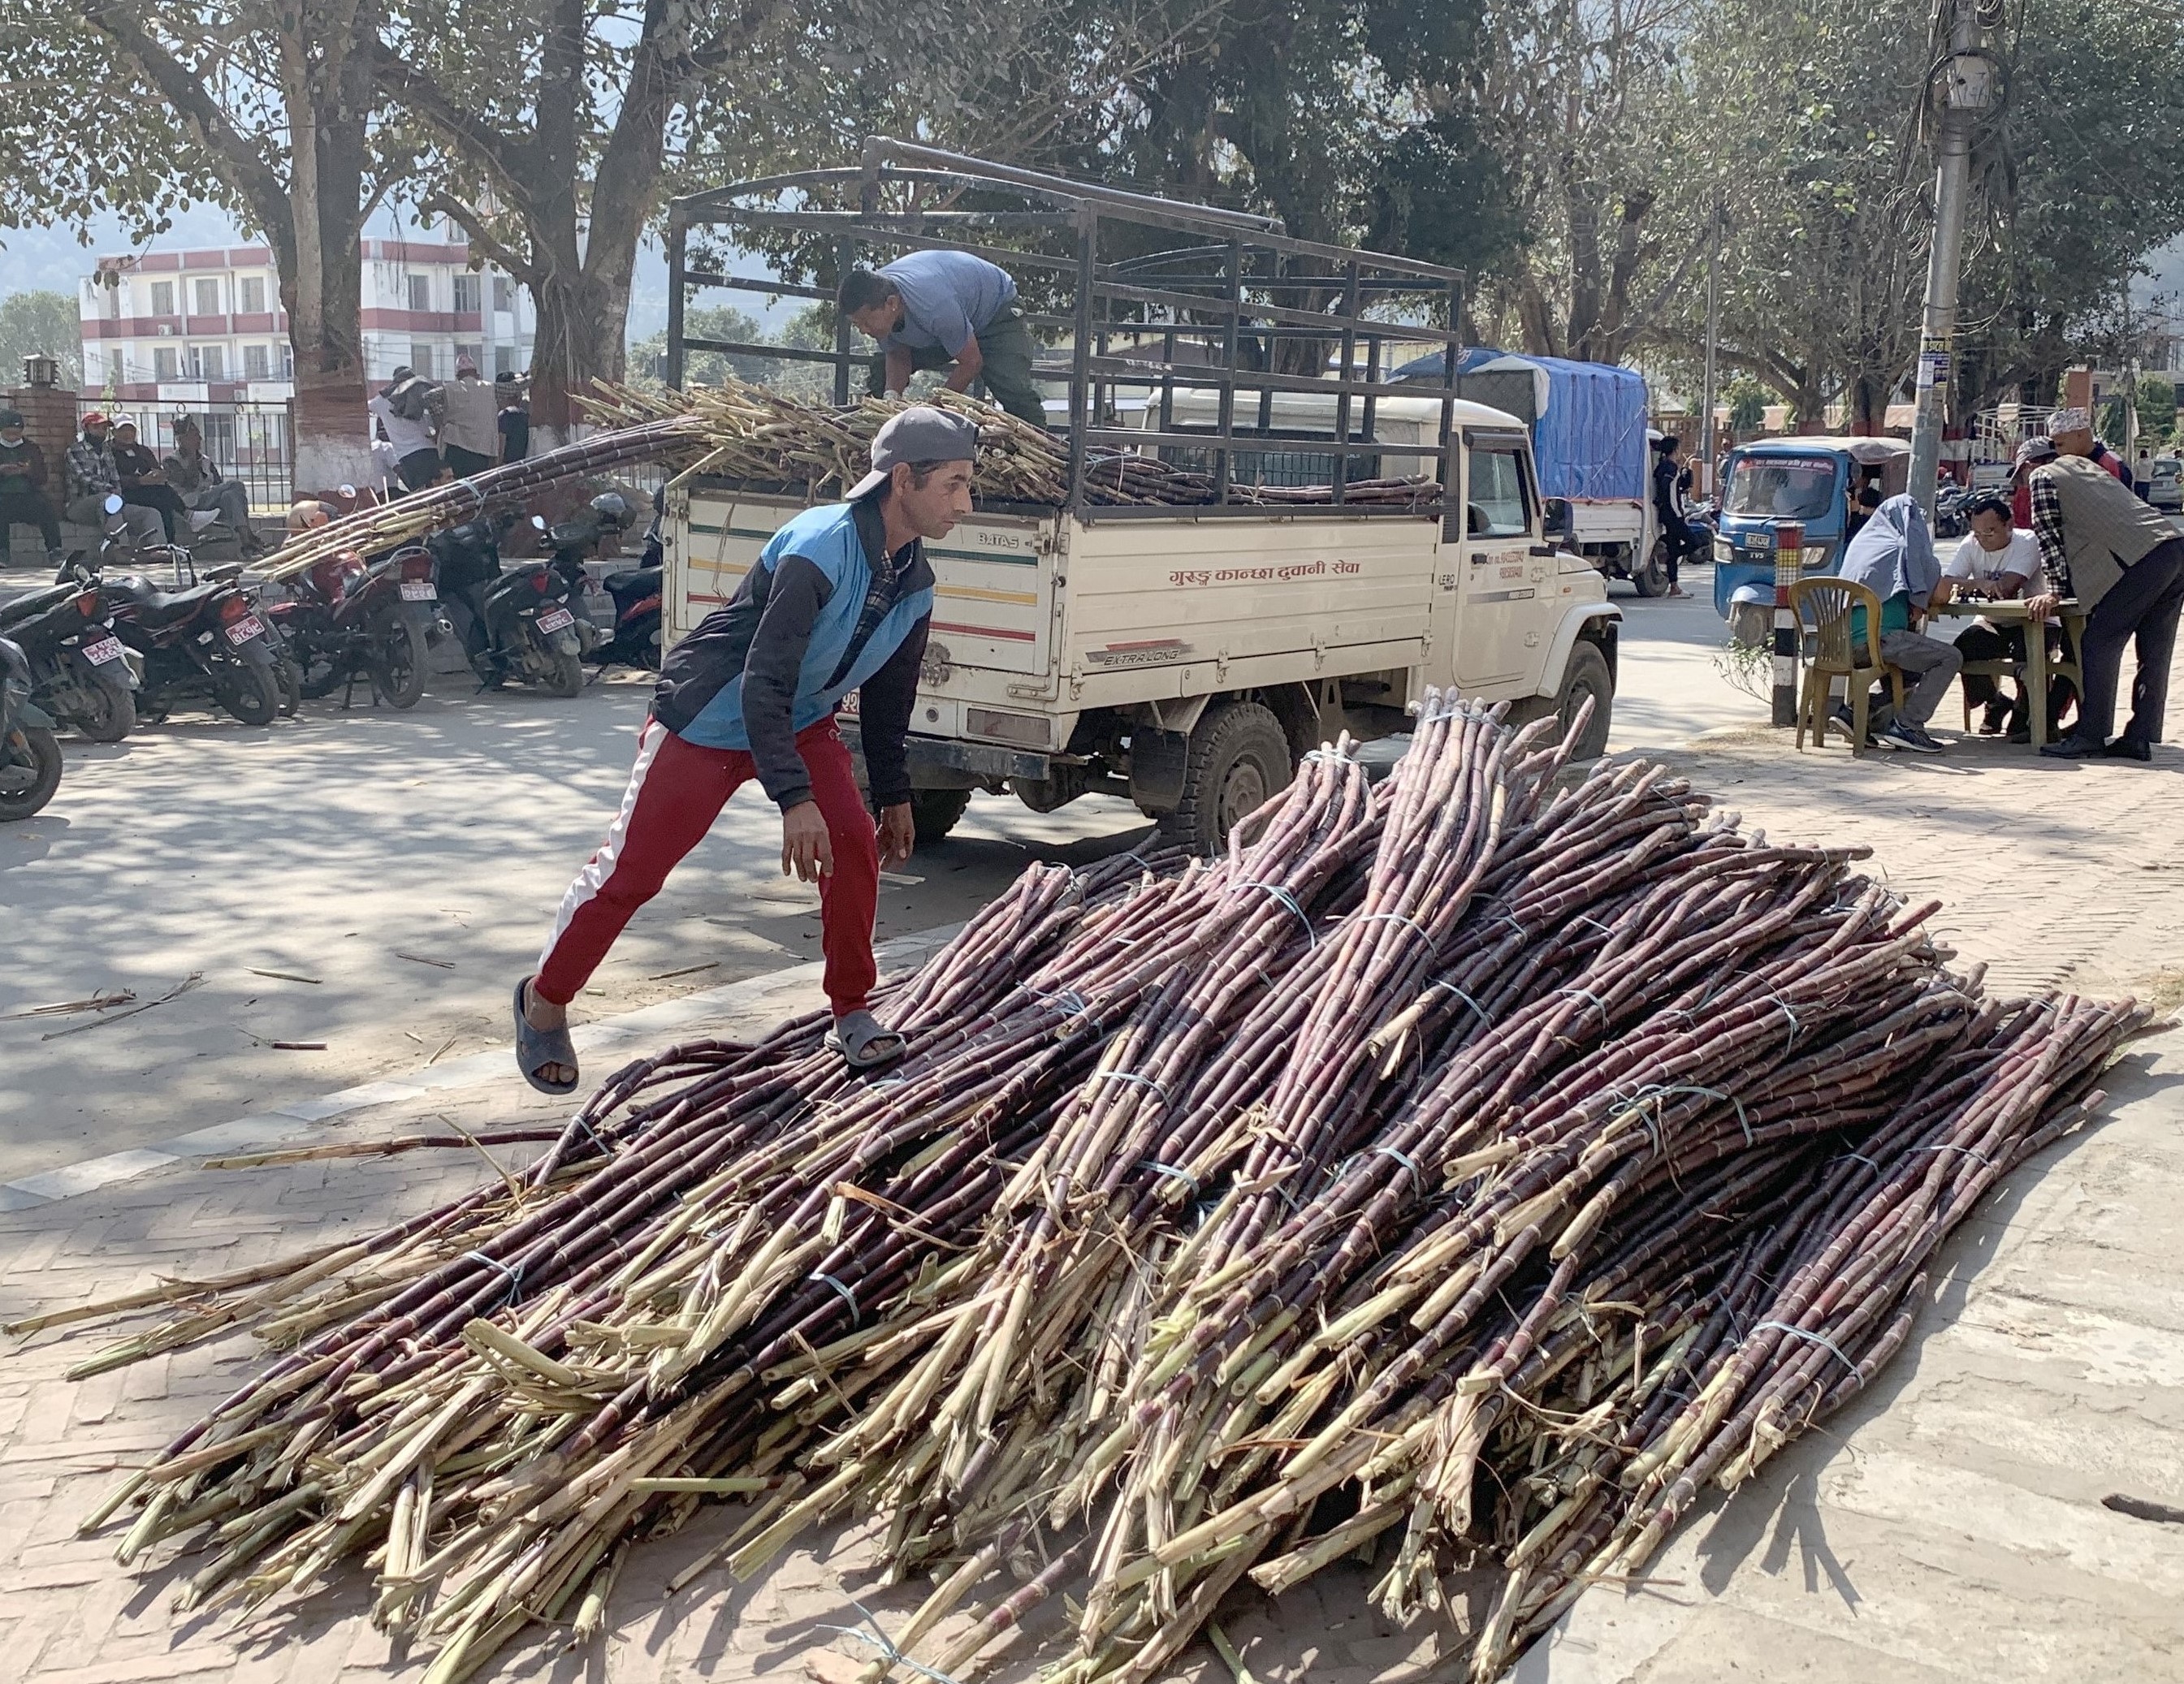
top-left (367, 366), bottom-right (444, 493)
top-left (1932, 490), bottom-right (2063, 739)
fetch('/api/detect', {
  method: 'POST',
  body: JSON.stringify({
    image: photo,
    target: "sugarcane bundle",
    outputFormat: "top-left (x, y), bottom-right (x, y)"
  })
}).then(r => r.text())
top-left (256, 416), bottom-right (713, 584)
top-left (24, 702), bottom-right (2154, 1684)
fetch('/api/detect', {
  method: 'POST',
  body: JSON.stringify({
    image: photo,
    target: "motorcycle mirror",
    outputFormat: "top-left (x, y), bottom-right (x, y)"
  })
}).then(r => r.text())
top-left (103, 493), bottom-right (124, 516)
top-left (531, 515), bottom-right (548, 532)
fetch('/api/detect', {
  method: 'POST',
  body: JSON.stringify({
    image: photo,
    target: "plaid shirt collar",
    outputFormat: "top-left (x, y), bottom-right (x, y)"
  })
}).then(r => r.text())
top-left (66, 437), bottom-right (119, 495)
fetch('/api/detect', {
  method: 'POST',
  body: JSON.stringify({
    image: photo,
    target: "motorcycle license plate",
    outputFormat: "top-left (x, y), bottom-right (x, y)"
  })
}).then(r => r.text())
top-left (225, 614), bottom-right (266, 646)
top-left (534, 607), bottom-right (575, 635)
top-left (400, 581), bottom-right (438, 602)
top-left (81, 636), bottom-right (125, 666)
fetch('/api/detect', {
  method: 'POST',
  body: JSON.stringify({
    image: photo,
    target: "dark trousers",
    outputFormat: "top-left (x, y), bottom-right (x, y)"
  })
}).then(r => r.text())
top-left (0, 486), bottom-right (63, 555)
top-left (2076, 536), bottom-right (2184, 747)
top-left (396, 448), bottom-right (444, 493)
top-left (122, 482), bottom-right (187, 541)
top-left (1951, 620), bottom-right (2074, 731)
top-left (867, 310), bottom-right (1047, 430)
top-left (1659, 516), bottom-right (1707, 586)
top-left (443, 445), bottom-right (495, 478)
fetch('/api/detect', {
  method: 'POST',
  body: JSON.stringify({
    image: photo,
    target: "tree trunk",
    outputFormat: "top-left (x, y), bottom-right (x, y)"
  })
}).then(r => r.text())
top-left (528, 267), bottom-right (629, 446)
top-left (283, 2), bottom-right (375, 489)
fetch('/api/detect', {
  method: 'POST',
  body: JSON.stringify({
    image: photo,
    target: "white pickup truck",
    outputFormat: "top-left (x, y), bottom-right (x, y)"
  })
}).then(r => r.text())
top-left (660, 402), bottom-right (1619, 850)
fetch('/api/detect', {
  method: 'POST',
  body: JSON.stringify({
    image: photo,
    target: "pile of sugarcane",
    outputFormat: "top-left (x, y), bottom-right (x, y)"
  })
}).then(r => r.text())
top-left (21, 697), bottom-right (2152, 1684)
top-left (587, 378), bottom-right (1442, 509)
top-left (253, 378), bottom-right (1443, 585)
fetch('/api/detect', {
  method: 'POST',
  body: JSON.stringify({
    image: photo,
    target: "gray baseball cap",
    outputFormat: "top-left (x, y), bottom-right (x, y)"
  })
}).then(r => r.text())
top-left (848, 405), bottom-right (980, 500)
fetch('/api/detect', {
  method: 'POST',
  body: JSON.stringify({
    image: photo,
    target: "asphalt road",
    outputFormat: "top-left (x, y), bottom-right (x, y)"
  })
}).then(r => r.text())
top-left (0, 572), bottom-right (1749, 1185)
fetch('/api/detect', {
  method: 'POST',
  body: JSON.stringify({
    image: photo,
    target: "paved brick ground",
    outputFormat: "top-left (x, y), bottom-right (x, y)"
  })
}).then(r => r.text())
top-left (3, 710), bottom-right (2182, 1684)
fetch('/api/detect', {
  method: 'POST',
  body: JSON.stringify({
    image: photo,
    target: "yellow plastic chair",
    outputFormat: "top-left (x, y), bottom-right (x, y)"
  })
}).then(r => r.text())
top-left (1788, 577), bottom-right (1906, 753)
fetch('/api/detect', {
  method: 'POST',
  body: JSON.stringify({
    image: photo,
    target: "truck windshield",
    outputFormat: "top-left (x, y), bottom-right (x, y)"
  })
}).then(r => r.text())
top-left (1723, 457), bottom-right (1837, 521)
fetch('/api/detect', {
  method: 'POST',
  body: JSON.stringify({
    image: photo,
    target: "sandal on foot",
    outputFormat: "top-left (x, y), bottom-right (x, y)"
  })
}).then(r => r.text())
top-left (830, 1008), bottom-right (906, 1070)
top-left (512, 975), bottom-right (579, 1095)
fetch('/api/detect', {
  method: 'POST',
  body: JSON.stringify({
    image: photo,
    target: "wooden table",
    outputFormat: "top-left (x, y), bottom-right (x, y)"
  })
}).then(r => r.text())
top-left (1924, 596), bottom-right (2087, 748)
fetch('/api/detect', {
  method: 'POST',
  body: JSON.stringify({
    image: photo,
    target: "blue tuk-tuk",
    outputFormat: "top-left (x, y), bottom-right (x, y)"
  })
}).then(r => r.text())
top-left (1713, 437), bottom-right (1910, 643)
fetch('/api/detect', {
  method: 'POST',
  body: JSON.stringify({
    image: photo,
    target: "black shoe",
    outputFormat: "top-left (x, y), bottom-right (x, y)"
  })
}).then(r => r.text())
top-left (2039, 735), bottom-right (2108, 760)
top-left (2103, 737), bottom-right (2152, 762)
top-left (1979, 703), bottom-right (2012, 736)
top-left (2006, 722), bottom-right (2031, 745)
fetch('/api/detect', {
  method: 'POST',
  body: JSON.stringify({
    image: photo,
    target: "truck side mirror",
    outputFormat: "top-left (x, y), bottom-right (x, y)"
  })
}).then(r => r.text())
top-left (1542, 499), bottom-right (1574, 543)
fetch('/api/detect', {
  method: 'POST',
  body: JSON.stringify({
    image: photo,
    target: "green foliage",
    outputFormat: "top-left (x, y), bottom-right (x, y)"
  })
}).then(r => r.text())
top-left (1724, 375), bottom-right (1773, 438)
top-left (0, 291), bottom-right (84, 386)
top-left (627, 304), bottom-right (841, 402)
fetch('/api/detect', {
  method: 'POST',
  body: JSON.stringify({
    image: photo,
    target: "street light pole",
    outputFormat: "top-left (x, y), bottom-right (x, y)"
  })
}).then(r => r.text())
top-left (1701, 199), bottom-right (1722, 493)
top-left (1908, 0), bottom-right (1998, 515)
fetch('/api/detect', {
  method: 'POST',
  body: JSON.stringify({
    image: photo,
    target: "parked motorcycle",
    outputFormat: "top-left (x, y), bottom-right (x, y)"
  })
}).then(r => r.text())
top-left (0, 632), bottom-right (63, 821)
top-left (581, 495), bottom-right (664, 671)
top-left (441, 515), bottom-right (589, 697)
top-left (0, 575), bottom-right (137, 741)
top-left (62, 501), bottom-right (284, 726)
top-left (265, 545), bottom-right (435, 708)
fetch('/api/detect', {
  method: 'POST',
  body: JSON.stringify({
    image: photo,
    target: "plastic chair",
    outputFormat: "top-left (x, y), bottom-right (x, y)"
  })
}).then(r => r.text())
top-left (1954, 611), bottom-right (2085, 732)
top-left (1788, 577), bottom-right (1906, 753)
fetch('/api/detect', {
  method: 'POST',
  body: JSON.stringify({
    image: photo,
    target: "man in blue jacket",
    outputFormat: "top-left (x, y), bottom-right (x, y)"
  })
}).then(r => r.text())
top-left (515, 407), bottom-right (975, 1088)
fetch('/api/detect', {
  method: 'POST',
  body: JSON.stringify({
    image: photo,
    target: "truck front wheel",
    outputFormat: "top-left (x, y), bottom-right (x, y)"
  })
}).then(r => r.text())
top-left (1553, 643), bottom-right (1615, 759)
top-left (1161, 700), bottom-right (1291, 854)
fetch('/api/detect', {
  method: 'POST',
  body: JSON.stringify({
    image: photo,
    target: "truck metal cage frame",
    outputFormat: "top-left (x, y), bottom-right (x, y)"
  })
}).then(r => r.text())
top-left (665, 137), bottom-right (1466, 521)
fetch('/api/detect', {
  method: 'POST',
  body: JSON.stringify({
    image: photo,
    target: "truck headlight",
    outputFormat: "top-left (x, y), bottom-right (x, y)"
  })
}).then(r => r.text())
top-left (1712, 538), bottom-right (1732, 565)
top-left (1801, 546), bottom-right (1831, 569)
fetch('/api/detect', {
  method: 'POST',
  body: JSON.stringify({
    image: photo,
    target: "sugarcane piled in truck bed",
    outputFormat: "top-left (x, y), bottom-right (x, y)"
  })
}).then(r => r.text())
top-left (19, 697), bottom-right (2153, 1684)
top-left (254, 378), bottom-right (1438, 582)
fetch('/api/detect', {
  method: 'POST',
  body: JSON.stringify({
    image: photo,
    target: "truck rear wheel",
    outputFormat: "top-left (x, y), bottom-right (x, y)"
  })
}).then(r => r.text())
top-left (1161, 700), bottom-right (1291, 855)
top-left (909, 788), bottom-right (973, 844)
top-left (1632, 540), bottom-right (1672, 598)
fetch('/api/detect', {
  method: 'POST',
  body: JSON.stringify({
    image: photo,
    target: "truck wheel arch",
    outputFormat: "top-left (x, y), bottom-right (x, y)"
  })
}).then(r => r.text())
top-left (1537, 604), bottom-right (1620, 699)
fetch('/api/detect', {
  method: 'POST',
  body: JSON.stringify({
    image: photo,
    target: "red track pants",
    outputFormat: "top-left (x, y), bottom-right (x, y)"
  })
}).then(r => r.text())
top-left (534, 715), bottom-right (879, 1016)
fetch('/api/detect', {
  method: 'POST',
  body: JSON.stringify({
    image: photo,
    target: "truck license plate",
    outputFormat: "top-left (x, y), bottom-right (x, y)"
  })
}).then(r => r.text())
top-left (399, 581), bottom-right (438, 602)
top-left (82, 636), bottom-right (124, 665)
top-left (225, 614), bottom-right (265, 645)
top-left (534, 606), bottom-right (575, 635)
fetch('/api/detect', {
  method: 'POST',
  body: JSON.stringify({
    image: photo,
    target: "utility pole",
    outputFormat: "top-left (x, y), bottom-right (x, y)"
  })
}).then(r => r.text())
top-left (1907, 0), bottom-right (2000, 514)
top-left (1701, 199), bottom-right (1723, 492)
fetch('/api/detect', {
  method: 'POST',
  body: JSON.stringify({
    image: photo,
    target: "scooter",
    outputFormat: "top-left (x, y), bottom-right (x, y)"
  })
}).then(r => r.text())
top-left (0, 573), bottom-right (137, 741)
top-left (583, 499), bottom-right (664, 671)
top-left (474, 533), bottom-right (589, 697)
top-left (0, 632), bottom-right (63, 820)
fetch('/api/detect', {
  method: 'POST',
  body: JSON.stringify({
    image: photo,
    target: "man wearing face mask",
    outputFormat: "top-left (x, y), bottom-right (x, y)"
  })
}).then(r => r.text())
top-left (0, 408), bottom-right (65, 567)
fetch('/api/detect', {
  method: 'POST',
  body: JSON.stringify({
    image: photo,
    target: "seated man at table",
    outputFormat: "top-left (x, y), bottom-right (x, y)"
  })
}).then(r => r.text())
top-left (1934, 490), bottom-right (2070, 740)
top-left (1834, 493), bottom-right (1960, 753)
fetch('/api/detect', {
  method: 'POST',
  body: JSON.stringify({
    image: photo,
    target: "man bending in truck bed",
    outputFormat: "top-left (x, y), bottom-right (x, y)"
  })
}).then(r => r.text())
top-left (839, 253), bottom-right (1049, 430)
top-left (513, 407), bottom-right (975, 1090)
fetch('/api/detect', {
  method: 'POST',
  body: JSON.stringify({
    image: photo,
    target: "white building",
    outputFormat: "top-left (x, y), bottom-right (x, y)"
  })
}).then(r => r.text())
top-left (79, 236), bottom-right (536, 405)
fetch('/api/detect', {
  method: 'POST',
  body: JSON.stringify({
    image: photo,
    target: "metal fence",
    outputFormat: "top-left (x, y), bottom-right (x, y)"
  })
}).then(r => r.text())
top-left (76, 398), bottom-right (294, 513)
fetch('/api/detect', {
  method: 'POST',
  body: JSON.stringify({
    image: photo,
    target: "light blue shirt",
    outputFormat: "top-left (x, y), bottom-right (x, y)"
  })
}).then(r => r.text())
top-left (879, 251), bottom-right (1018, 358)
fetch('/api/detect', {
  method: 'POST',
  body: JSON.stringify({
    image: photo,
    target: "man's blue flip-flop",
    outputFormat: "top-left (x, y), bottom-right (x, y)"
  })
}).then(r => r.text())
top-left (513, 976), bottom-right (580, 1095)
top-left (831, 1009), bottom-right (906, 1070)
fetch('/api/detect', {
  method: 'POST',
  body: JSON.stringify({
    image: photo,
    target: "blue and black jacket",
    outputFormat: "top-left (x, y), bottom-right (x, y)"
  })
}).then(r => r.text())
top-left (651, 494), bottom-right (934, 810)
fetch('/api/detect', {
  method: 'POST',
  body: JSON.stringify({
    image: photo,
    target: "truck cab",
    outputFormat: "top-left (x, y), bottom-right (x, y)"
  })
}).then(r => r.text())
top-left (1712, 436), bottom-right (1910, 644)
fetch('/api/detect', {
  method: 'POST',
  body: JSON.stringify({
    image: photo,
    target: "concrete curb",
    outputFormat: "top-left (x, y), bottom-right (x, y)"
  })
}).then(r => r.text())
top-left (0, 923), bottom-right (962, 1215)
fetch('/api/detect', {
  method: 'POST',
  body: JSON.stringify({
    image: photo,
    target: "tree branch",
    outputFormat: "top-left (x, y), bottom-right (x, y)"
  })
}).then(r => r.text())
top-left (372, 56), bottom-right (538, 224)
top-left (76, 0), bottom-right (290, 246)
top-left (422, 190), bottom-right (538, 286)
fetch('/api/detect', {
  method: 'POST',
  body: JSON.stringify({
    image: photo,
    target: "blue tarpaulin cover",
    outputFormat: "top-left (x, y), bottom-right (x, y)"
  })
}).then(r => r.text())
top-left (1393, 346), bottom-right (1650, 503)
